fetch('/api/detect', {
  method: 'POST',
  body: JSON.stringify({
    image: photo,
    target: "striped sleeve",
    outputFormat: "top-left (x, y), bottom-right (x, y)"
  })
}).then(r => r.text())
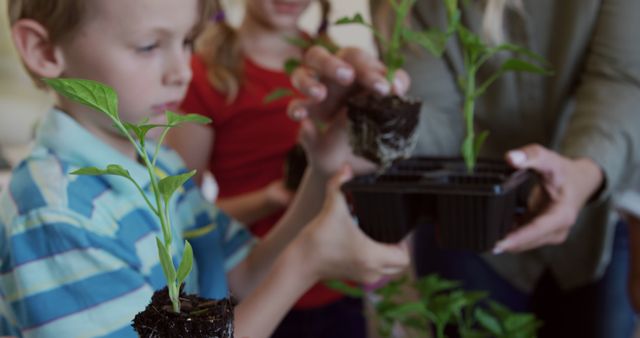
top-left (0, 208), bottom-right (151, 338)
top-left (178, 183), bottom-right (256, 299)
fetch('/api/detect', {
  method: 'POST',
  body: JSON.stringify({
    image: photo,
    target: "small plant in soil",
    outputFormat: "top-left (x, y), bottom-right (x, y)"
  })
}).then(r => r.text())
top-left (334, 0), bottom-right (438, 169)
top-left (45, 78), bottom-right (234, 337)
top-left (328, 274), bottom-right (541, 338)
top-left (439, 0), bottom-right (551, 172)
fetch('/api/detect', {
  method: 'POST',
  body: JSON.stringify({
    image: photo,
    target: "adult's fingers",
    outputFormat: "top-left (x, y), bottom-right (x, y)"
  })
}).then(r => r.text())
top-left (506, 144), bottom-right (563, 187)
top-left (303, 46), bottom-right (356, 86)
top-left (494, 202), bottom-right (576, 253)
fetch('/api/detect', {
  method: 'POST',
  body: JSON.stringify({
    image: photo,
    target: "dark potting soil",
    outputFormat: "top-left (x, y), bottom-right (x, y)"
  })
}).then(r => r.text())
top-left (132, 287), bottom-right (235, 338)
top-left (346, 94), bottom-right (422, 168)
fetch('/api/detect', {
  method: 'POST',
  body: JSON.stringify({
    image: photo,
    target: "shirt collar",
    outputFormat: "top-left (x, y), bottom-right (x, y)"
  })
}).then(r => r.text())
top-left (35, 108), bottom-right (151, 194)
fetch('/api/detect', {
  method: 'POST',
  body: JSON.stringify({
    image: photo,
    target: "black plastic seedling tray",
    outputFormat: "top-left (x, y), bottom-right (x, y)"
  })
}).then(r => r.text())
top-left (342, 157), bottom-right (535, 251)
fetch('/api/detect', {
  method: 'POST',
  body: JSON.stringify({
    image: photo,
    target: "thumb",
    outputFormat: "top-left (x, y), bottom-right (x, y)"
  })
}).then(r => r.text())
top-left (327, 164), bottom-right (353, 194)
top-left (506, 144), bottom-right (560, 180)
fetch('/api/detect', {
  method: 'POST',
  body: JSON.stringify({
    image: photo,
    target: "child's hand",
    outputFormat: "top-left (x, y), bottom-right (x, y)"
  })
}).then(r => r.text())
top-left (300, 165), bottom-right (410, 284)
top-left (298, 113), bottom-right (376, 177)
top-left (288, 46), bottom-right (410, 122)
top-left (264, 180), bottom-right (293, 209)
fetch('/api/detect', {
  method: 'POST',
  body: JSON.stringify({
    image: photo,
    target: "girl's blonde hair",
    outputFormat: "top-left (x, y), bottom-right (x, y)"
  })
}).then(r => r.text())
top-left (197, 0), bottom-right (332, 103)
top-left (8, 0), bottom-right (213, 88)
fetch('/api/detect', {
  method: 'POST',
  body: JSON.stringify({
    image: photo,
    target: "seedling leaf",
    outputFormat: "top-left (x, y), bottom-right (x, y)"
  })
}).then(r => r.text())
top-left (158, 170), bottom-right (196, 205)
top-left (156, 237), bottom-right (177, 282)
top-left (263, 88), bottom-right (295, 104)
top-left (176, 241), bottom-right (194, 287)
top-left (44, 78), bottom-right (119, 120)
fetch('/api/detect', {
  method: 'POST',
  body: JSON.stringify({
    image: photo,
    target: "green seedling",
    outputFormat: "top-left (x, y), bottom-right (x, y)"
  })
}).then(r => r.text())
top-left (335, 0), bottom-right (450, 84)
top-left (44, 78), bottom-right (211, 314)
top-left (329, 274), bottom-right (541, 338)
top-left (441, 0), bottom-right (551, 172)
top-left (337, 0), bottom-right (551, 172)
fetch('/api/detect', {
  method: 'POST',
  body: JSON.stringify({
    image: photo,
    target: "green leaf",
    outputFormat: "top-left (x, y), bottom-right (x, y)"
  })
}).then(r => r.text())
top-left (124, 122), bottom-right (167, 141)
top-left (158, 170), bottom-right (196, 204)
top-left (335, 13), bottom-right (366, 26)
top-left (71, 164), bottom-right (132, 179)
top-left (70, 166), bottom-right (108, 176)
top-left (488, 300), bottom-right (512, 321)
top-left (490, 43), bottom-right (549, 65)
top-left (475, 308), bottom-right (503, 336)
top-left (498, 58), bottom-right (552, 75)
top-left (416, 274), bottom-right (461, 299)
top-left (284, 58), bottom-right (301, 76)
top-left (503, 313), bottom-right (541, 333)
top-left (156, 237), bottom-right (177, 282)
top-left (325, 280), bottom-right (365, 298)
top-left (457, 26), bottom-right (486, 56)
top-left (176, 241), bottom-right (194, 287)
top-left (385, 53), bottom-right (405, 73)
top-left (474, 130), bottom-right (489, 158)
top-left (263, 88), bottom-right (295, 104)
top-left (386, 301), bottom-right (428, 321)
top-left (43, 78), bottom-right (119, 120)
top-left (403, 29), bottom-right (449, 57)
top-left (166, 111), bottom-right (211, 126)
top-left (461, 134), bottom-right (475, 172)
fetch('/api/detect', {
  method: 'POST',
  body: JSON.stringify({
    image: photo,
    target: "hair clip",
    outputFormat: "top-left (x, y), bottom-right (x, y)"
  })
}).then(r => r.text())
top-left (211, 10), bottom-right (226, 22)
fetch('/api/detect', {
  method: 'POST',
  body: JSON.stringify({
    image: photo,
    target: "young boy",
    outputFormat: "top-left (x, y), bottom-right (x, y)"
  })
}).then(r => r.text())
top-left (0, 0), bottom-right (410, 337)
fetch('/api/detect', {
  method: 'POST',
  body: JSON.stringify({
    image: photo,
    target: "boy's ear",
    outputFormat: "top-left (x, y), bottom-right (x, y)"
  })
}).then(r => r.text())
top-left (11, 19), bottom-right (66, 79)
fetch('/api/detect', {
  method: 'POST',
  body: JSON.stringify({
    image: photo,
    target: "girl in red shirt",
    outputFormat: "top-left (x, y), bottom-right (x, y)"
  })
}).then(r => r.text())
top-left (170, 1), bottom-right (367, 337)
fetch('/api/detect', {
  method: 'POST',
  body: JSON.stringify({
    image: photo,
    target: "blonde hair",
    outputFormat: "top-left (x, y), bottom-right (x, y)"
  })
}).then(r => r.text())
top-left (8, 0), bottom-right (213, 88)
top-left (197, 0), bottom-right (332, 103)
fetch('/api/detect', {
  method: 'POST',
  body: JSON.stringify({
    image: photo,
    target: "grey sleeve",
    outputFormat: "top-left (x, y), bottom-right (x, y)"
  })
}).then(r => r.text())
top-left (558, 0), bottom-right (640, 198)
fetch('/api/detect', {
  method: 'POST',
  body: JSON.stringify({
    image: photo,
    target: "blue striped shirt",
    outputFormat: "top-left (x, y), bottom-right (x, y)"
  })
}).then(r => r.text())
top-left (0, 110), bottom-right (255, 337)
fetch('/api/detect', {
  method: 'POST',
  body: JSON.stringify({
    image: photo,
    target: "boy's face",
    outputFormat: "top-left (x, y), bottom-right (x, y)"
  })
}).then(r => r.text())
top-left (58, 0), bottom-right (199, 139)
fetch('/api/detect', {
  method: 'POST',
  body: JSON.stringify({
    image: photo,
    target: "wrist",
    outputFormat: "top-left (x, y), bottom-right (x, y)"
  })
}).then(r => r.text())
top-left (574, 157), bottom-right (605, 204)
top-left (287, 230), bottom-right (321, 286)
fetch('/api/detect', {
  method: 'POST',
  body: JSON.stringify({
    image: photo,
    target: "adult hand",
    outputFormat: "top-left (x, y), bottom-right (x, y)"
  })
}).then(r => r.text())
top-left (289, 46), bottom-right (411, 176)
top-left (288, 46), bottom-right (410, 122)
top-left (493, 144), bottom-right (604, 253)
top-left (302, 165), bottom-right (410, 284)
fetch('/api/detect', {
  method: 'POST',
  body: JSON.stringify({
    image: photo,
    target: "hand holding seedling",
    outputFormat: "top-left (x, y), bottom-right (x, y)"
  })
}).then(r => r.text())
top-left (493, 144), bottom-right (604, 253)
top-left (288, 46), bottom-right (410, 122)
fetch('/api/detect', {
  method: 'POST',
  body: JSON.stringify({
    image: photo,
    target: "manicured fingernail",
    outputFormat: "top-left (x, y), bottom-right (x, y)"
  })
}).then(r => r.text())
top-left (374, 81), bottom-right (390, 95)
top-left (492, 245), bottom-right (504, 255)
top-left (393, 77), bottom-right (406, 94)
top-left (337, 67), bottom-right (354, 83)
top-left (364, 276), bottom-right (392, 292)
top-left (508, 151), bottom-right (527, 165)
top-left (310, 86), bottom-right (323, 99)
top-left (292, 108), bottom-right (307, 121)
top-left (493, 239), bottom-right (509, 254)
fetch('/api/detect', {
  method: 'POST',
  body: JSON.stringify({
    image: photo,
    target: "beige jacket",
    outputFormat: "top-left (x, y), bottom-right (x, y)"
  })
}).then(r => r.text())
top-left (372, 0), bottom-right (640, 291)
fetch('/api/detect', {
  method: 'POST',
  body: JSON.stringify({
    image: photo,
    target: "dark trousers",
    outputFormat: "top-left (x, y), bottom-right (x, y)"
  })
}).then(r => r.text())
top-left (413, 221), bottom-right (636, 338)
top-left (270, 297), bottom-right (367, 338)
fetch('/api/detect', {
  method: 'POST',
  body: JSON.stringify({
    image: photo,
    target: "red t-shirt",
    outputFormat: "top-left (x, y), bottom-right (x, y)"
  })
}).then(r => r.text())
top-left (181, 54), bottom-right (344, 308)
